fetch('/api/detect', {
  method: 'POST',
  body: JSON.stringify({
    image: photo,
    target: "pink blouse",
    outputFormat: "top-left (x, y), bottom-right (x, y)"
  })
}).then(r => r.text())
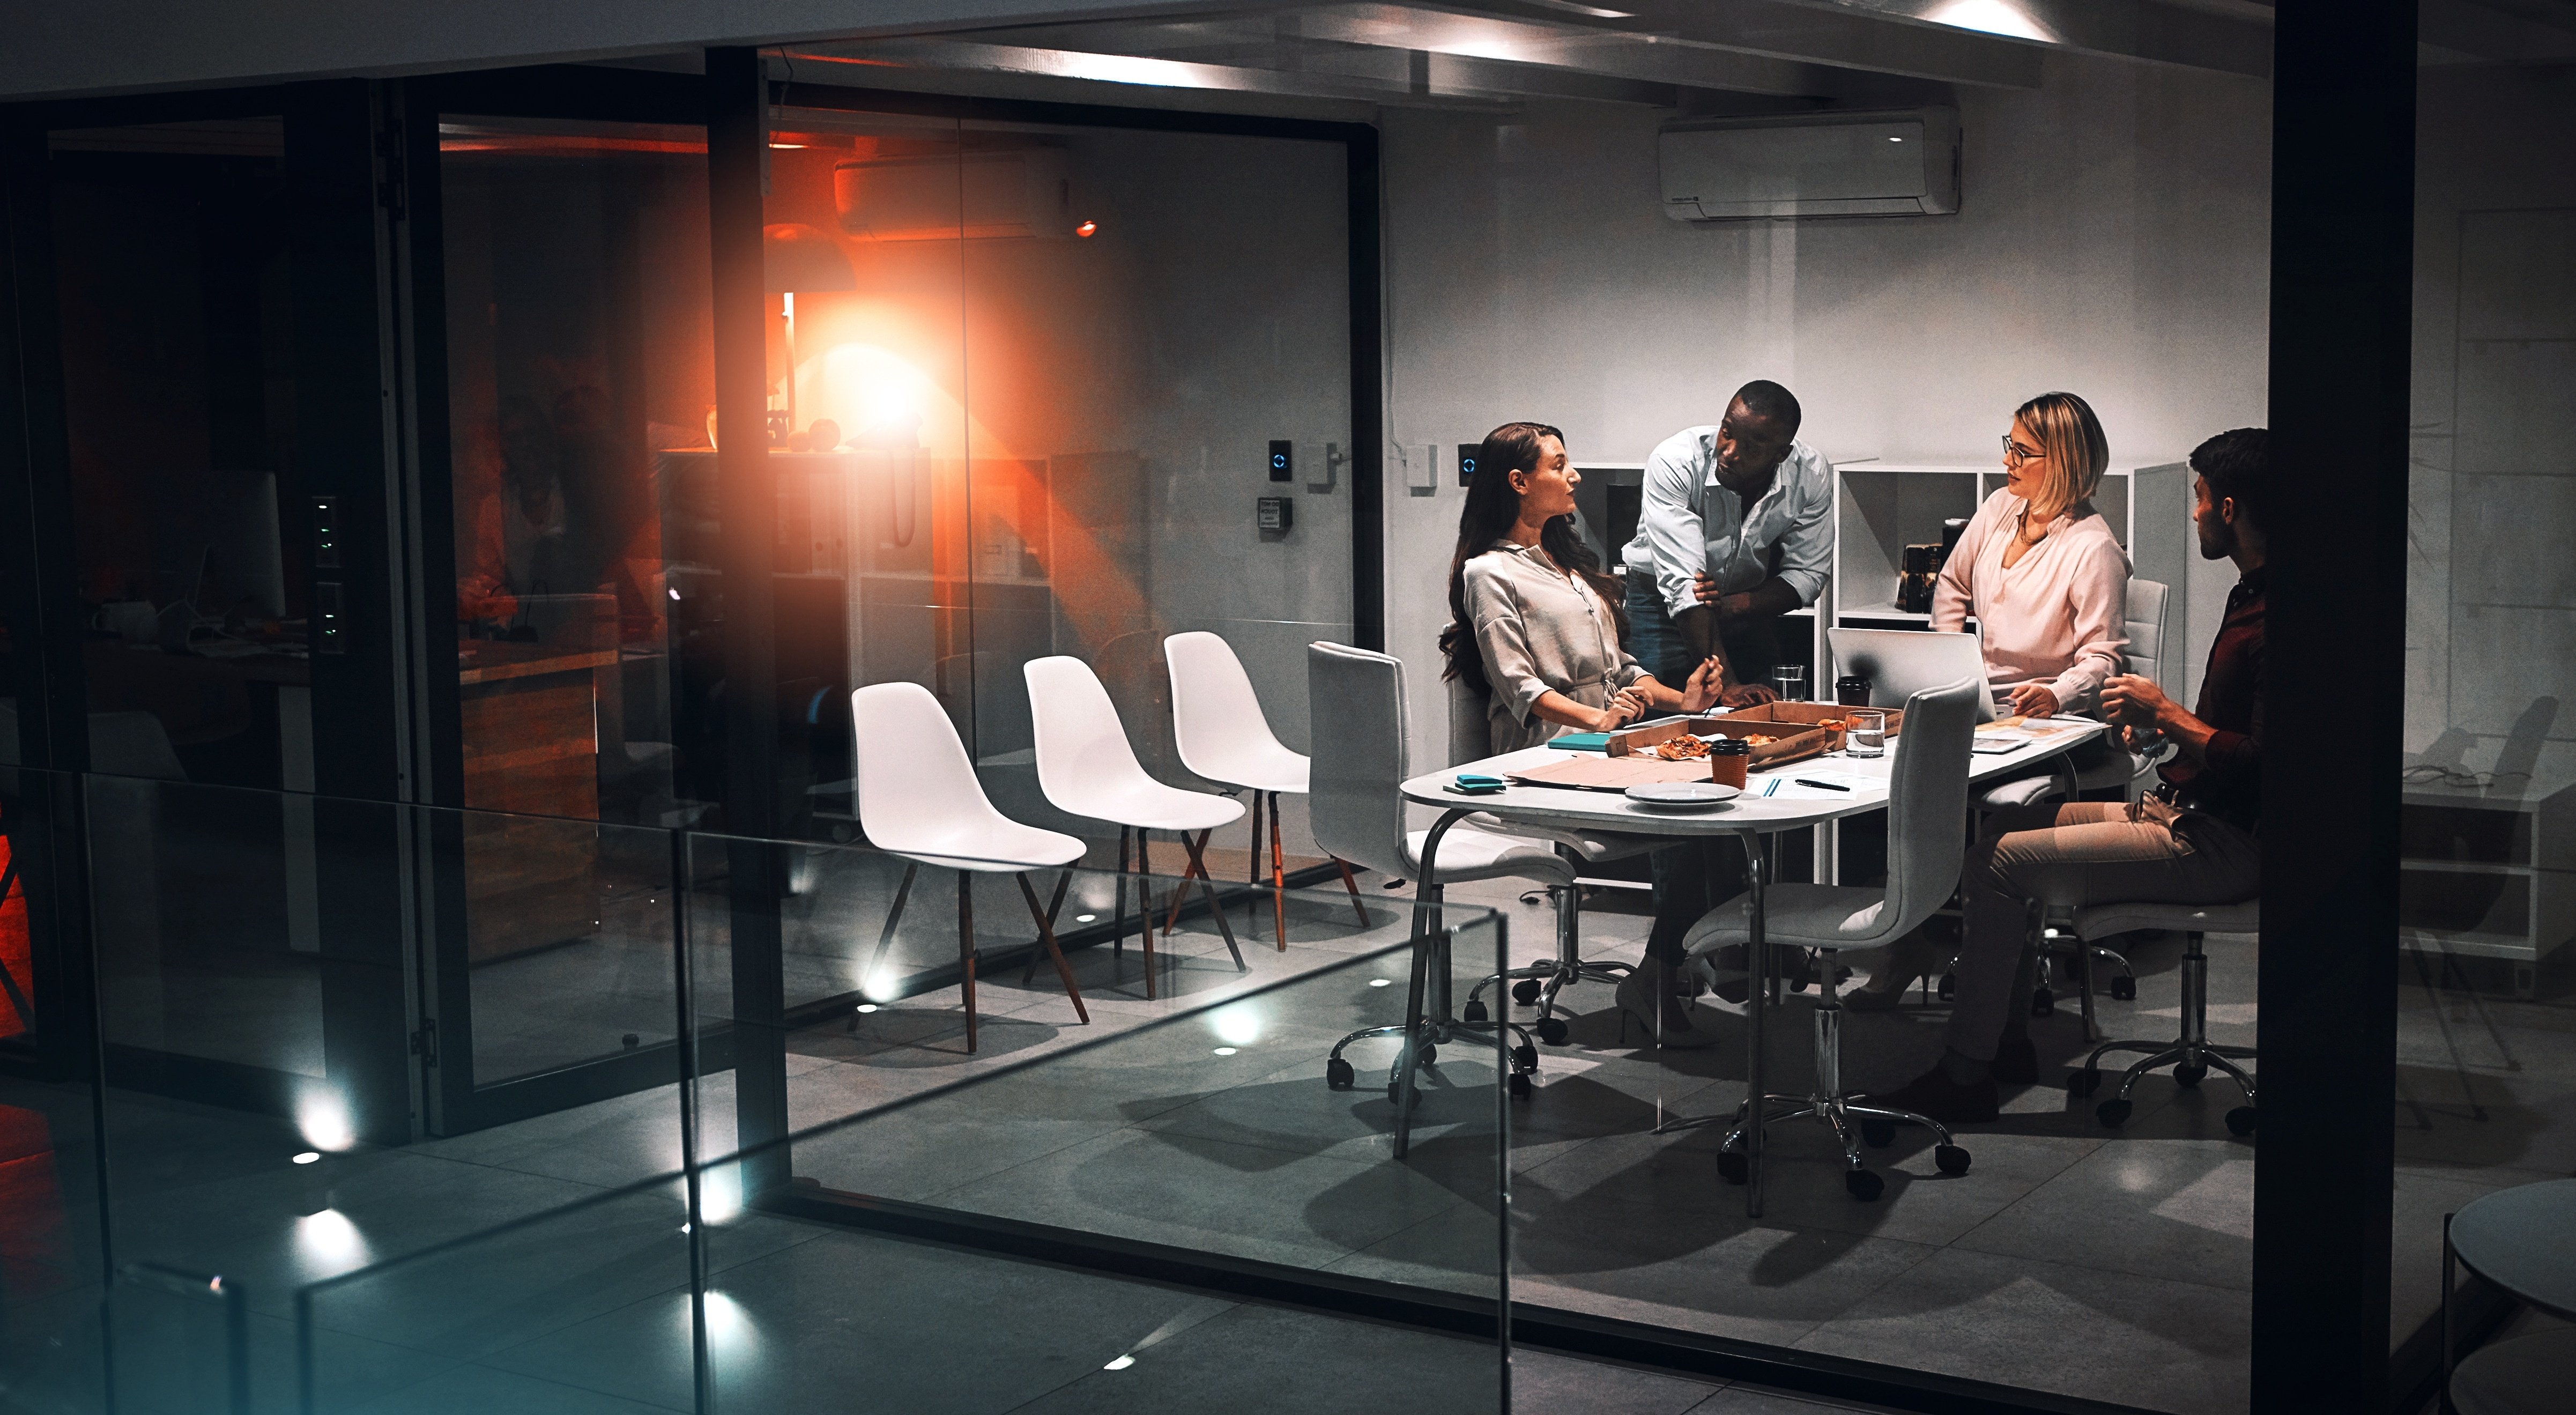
top-left (1931, 487), bottom-right (2129, 713)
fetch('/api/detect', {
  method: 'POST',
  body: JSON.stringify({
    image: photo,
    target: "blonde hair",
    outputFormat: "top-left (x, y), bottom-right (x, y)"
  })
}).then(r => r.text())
top-left (2014, 391), bottom-right (2109, 518)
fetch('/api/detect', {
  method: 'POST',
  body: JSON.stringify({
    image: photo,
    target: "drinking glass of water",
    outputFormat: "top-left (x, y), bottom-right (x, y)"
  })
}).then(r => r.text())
top-left (1770, 665), bottom-right (1809, 702)
top-left (1847, 709), bottom-right (1888, 758)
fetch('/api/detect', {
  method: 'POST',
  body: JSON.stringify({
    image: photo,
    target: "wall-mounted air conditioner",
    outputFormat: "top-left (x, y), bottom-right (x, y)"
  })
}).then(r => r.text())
top-left (834, 146), bottom-right (1074, 241)
top-left (1659, 108), bottom-right (1960, 221)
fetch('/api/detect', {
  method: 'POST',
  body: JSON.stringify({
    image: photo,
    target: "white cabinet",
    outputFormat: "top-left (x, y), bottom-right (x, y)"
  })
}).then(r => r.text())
top-left (2402, 774), bottom-right (2576, 994)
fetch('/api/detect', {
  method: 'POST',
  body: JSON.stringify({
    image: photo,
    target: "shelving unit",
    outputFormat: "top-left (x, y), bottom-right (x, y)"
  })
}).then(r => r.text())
top-left (2401, 773), bottom-right (2576, 995)
top-left (1827, 461), bottom-right (2192, 699)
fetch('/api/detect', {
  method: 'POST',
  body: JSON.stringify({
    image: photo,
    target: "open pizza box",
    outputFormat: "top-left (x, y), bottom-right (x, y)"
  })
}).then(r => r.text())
top-left (1716, 701), bottom-right (1904, 746)
top-left (1505, 715), bottom-right (1832, 792)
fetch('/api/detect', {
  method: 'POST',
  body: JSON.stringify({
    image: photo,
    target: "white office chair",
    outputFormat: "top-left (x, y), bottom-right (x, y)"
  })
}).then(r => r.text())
top-left (1442, 662), bottom-right (1656, 1040)
top-left (2065, 897), bottom-right (2258, 1135)
top-left (1025, 655), bottom-right (1246, 997)
top-left (1306, 642), bottom-right (1572, 1140)
top-left (850, 681), bottom-right (1090, 1053)
top-left (1163, 631), bottom-right (1370, 944)
top-left (1681, 677), bottom-right (1982, 1201)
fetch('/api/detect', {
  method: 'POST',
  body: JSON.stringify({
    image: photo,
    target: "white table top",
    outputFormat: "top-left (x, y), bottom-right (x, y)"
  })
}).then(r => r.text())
top-left (1402, 717), bottom-right (2109, 836)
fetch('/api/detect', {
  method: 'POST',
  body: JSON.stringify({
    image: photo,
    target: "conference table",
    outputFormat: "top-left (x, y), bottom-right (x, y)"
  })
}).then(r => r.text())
top-left (1399, 712), bottom-right (2108, 1218)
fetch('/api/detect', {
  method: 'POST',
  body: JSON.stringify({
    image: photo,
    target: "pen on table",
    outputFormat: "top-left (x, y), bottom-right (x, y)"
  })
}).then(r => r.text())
top-left (1794, 778), bottom-right (1851, 792)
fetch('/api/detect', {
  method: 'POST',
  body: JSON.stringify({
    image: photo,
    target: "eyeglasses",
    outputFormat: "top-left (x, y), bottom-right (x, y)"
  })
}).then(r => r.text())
top-left (2001, 435), bottom-right (2045, 465)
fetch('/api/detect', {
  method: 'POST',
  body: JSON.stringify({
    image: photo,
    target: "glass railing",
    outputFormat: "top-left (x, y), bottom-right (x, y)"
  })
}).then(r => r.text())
top-left (0, 768), bottom-right (1508, 1414)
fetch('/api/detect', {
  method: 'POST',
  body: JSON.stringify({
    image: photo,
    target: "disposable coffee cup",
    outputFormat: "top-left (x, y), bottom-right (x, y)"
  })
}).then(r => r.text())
top-left (1708, 737), bottom-right (1752, 789)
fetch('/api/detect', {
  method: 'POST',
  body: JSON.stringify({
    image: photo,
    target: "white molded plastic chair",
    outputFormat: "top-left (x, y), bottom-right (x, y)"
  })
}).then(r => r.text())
top-left (2066, 897), bottom-right (2259, 1134)
top-left (1163, 631), bottom-right (1369, 943)
top-left (1026, 655), bottom-right (1246, 996)
top-left (851, 681), bottom-right (1089, 1053)
top-left (1681, 677), bottom-right (1981, 1201)
top-left (1306, 641), bottom-right (1576, 1131)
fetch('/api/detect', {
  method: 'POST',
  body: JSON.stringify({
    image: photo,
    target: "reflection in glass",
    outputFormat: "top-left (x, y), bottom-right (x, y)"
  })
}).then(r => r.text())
top-left (2393, 21), bottom-right (2576, 1382)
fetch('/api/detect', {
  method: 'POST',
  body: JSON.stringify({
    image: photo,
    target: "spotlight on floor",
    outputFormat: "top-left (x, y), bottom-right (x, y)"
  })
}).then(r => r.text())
top-left (292, 1152), bottom-right (321, 1165)
top-left (1103, 1354), bottom-right (1135, 1371)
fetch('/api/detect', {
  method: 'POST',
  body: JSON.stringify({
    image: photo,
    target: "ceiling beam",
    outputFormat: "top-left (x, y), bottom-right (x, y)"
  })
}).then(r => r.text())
top-left (1438, 0), bottom-right (2047, 85)
top-left (1768, 0), bottom-right (2273, 77)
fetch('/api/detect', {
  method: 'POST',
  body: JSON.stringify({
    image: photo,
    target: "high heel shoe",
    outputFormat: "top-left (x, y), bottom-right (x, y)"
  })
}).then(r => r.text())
top-left (1845, 929), bottom-right (1950, 1013)
top-left (1614, 959), bottom-right (1724, 1049)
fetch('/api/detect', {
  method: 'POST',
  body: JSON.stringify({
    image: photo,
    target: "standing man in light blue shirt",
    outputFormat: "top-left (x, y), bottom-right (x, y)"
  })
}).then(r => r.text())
top-left (1613, 380), bottom-right (1836, 1044)
top-left (1620, 380), bottom-right (1833, 703)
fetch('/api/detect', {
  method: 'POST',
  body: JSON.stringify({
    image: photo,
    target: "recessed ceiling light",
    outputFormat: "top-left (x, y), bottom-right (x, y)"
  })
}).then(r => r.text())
top-left (1075, 914), bottom-right (1097, 923)
top-left (1369, 978), bottom-right (1392, 987)
top-left (856, 1003), bottom-right (879, 1013)
top-left (1212, 1047), bottom-right (1238, 1056)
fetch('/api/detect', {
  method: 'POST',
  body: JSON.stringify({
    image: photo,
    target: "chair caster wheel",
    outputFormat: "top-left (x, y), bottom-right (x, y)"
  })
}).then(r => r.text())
top-left (1512, 1044), bottom-right (1539, 1072)
top-left (2225, 1106), bottom-right (2256, 1136)
top-left (2030, 986), bottom-right (2055, 1018)
top-left (1511, 979), bottom-right (1543, 1005)
top-left (2096, 1098), bottom-right (2133, 1127)
top-left (1325, 1058), bottom-right (1355, 1090)
top-left (1717, 1151), bottom-right (1748, 1185)
top-left (2173, 1062), bottom-right (2207, 1089)
top-left (1934, 1144), bottom-right (1971, 1176)
top-left (1860, 1118), bottom-right (1897, 1149)
top-left (1844, 1168), bottom-right (1885, 1202)
top-left (1387, 1081), bottom-right (1416, 1112)
top-left (1463, 999), bottom-right (1489, 1024)
top-left (1417, 1043), bottom-right (1437, 1065)
top-left (2110, 975), bottom-right (2137, 1002)
top-left (2067, 1067), bottom-right (2101, 1099)
top-left (1508, 1071), bottom-right (1533, 1099)
top-left (1937, 973), bottom-right (1957, 1002)
top-left (1534, 1017), bottom-right (1569, 1046)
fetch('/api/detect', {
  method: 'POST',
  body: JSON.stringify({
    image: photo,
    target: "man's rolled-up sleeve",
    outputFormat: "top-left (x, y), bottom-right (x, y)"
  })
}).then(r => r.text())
top-left (1640, 446), bottom-right (1706, 619)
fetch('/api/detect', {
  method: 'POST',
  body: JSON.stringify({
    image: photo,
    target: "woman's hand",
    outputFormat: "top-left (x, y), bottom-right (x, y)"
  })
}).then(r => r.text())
top-left (1719, 682), bottom-right (1778, 709)
top-left (2006, 683), bottom-right (2061, 718)
top-left (1677, 657), bottom-right (1724, 714)
top-left (1592, 688), bottom-right (1649, 732)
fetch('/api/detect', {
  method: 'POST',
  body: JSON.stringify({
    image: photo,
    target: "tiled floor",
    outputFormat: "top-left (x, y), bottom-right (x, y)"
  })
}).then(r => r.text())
top-left (17, 851), bottom-right (2575, 1415)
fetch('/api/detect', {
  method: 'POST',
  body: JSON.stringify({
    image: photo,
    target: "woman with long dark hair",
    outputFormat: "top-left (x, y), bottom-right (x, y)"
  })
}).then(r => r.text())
top-left (1439, 421), bottom-right (1721, 754)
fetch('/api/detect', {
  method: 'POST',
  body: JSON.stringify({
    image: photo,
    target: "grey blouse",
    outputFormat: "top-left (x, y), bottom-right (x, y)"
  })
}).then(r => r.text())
top-left (1463, 540), bottom-right (1649, 754)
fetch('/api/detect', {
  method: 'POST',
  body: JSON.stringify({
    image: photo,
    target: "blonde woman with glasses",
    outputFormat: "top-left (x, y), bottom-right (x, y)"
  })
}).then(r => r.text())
top-left (1935, 391), bottom-right (2129, 721)
top-left (1847, 391), bottom-right (2127, 1012)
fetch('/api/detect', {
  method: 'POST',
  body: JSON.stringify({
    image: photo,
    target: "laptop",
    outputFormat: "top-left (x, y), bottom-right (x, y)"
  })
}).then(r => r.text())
top-left (1826, 627), bottom-right (2000, 724)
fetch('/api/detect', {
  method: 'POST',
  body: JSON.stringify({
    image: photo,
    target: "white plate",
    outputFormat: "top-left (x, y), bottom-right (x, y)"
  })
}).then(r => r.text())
top-left (1624, 782), bottom-right (1741, 811)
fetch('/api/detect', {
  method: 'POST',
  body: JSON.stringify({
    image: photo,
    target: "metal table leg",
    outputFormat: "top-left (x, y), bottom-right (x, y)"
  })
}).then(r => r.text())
top-left (1741, 828), bottom-right (1768, 1220)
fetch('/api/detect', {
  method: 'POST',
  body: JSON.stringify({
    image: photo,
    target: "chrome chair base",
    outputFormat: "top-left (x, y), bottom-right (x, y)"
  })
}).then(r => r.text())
top-left (1323, 876), bottom-right (1541, 1156)
top-left (2068, 933), bottom-right (2257, 1135)
top-left (1462, 872), bottom-right (1630, 1042)
top-left (1680, 988), bottom-right (1970, 1201)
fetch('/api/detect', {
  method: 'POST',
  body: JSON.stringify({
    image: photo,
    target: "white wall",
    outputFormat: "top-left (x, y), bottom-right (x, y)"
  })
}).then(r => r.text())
top-left (2406, 62), bottom-right (2576, 782)
top-left (1379, 52), bottom-right (2272, 771)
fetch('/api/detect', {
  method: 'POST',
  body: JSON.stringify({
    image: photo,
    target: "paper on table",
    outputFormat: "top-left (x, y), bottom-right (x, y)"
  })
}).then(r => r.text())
top-left (1759, 771), bottom-right (1876, 799)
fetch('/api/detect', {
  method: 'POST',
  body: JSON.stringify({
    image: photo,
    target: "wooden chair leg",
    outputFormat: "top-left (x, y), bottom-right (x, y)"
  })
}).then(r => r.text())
top-left (1268, 795), bottom-right (1289, 950)
top-left (1161, 837), bottom-right (1196, 937)
top-left (1334, 857), bottom-right (1368, 927)
top-left (1019, 872), bottom-right (1089, 1024)
top-left (1111, 826), bottom-right (1130, 970)
top-left (1023, 866), bottom-right (1075, 987)
top-left (957, 871), bottom-right (978, 1054)
top-left (1246, 790), bottom-right (1267, 940)
top-left (1138, 833), bottom-right (1157, 1000)
top-left (1179, 829), bottom-right (1246, 970)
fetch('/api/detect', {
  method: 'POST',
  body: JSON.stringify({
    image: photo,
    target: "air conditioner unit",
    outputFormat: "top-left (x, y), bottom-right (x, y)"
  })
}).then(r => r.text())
top-left (1659, 108), bottom-right (1959, 221)
top-left (834, 146), bottom-right (1073, 241)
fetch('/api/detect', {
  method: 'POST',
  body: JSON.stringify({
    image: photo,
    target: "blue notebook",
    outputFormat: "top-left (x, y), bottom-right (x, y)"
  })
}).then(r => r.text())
top-left (1548, 732), bottom-right (1612, 752)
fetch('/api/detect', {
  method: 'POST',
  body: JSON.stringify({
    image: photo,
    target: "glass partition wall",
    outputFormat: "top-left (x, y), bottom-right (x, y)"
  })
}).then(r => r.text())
top-left (2391, 23), bottom-right (2576, 1404)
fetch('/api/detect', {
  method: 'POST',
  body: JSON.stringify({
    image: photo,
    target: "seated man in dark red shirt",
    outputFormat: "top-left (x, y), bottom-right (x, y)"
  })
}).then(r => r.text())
top-left (1881, 427), bottom-right (2268, 1122)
